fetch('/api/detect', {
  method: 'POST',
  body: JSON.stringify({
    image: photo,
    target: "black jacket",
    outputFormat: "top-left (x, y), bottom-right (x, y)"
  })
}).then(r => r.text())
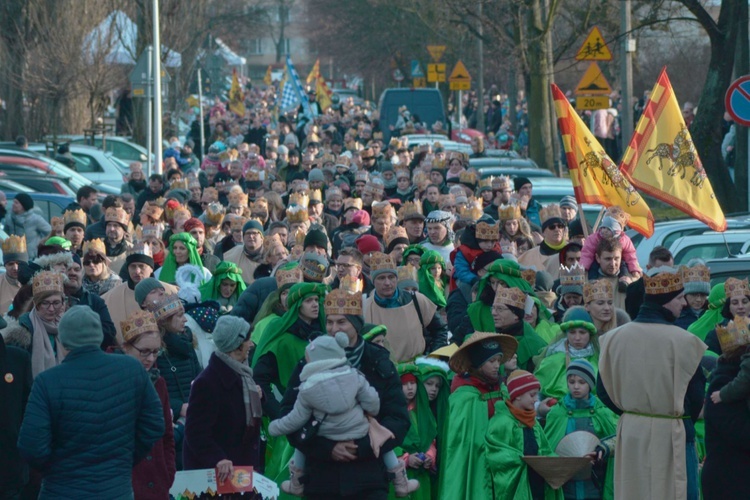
top-left (156, 329), bottom-right (202, 422)
top-left (0, 336), bottom-right (32, 492)
top-left (447, 283), bottom-right (473, 345)
top-left (231, 276), bottom-right (277, 324)
top-left (280, 340), bottom-right (409, 496)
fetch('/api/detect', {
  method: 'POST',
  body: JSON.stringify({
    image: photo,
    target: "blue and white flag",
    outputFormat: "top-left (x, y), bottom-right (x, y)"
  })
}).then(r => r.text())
top-left (285, 54), bottom-right (312, 119)
top-left (279, 76), bottom-right (298, 111)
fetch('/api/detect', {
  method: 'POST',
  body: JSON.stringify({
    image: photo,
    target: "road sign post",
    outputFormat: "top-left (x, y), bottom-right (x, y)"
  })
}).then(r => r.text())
top-left (449, 60), bottom-right (471, 91)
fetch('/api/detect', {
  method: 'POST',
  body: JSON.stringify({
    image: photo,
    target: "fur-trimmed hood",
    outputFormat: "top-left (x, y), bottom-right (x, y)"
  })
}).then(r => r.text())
top-left (299, 357), bottom-right (349, 384)
top-left (33, 252), bottom-right (74, 270)
top-left (1, 316), bottom-right (31, 350)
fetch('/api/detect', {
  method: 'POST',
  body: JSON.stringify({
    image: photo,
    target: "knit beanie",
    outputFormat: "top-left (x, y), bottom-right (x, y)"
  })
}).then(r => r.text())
top-left (14, 193), bottom-right (34, 212)
top-left (599, 215), bottom-right (622, 235)
top-left (308, 168), bottom-right (325, 183)
top-left (559, 195), bottom-right (578, 210)
top-left (344, 314), bottom-right (365, 333)
top-left (58, 305), bottom-right (104, 350)
top-left (567, 359), bottom-right (596, 390)
top-left (507, 370), bottom-right (541, 401)
top-left (472, 251), bottom-right (503, 273)
top-left (243, 219), bottom-right (265, 235)
top-left (305, 331), bottom-right (349, 363)
top-left (467, 338), bottom-right (505, 369)
top-left (135, 278), bottom-right (165, 307)
top-left (303, 228), bottom-right (328, 251)
top-left (513, 177), bottom-right (532, 192)
top-left (183, 218), bottom-right (205, 233)
top-left (351, 210), bottom-right (371, 226)
top-left (356, 234), bottom-right (382, 255)
top-left (300, 252), bottom-right (329, 282)
top-left (213, 315), bottom-right (252, 353)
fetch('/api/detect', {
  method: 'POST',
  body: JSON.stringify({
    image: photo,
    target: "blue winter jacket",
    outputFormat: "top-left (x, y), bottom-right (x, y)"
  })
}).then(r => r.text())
top-left (17, 346), bottom-right (164, 499)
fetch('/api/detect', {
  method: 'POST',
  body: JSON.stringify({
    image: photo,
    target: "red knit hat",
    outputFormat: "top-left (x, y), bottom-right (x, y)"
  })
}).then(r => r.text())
top-left (351, 210), bottom-right (371, 226)
top-left (356, 234), bottom-right (382, 255)
top-left (507, 370), bottom-right (541, 401)
top-left (183, 218), bottom-right (205, 233)
top-left (400, 373), bottom-right (417, 384)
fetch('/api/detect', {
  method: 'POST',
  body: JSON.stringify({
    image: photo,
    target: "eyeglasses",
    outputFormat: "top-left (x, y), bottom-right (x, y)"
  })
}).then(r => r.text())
top-left (361, 156), bottom-right (375, 161)
top-left (548, 223), bottom-right (566, 230)
top-left (335, 262), bottom-right (357, 269)
top-left (132, 346), bottom-right (162, 359)
top-left (39, 299), bottom-right (65, 310)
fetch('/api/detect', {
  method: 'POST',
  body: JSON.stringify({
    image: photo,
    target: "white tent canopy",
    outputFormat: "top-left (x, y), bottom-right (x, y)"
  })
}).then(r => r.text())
top-left (84, 10), bottom-right (182, 68)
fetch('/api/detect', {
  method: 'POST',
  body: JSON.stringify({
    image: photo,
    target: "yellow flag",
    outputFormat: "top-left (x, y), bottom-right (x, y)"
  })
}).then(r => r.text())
top-left (620, 68), bottom-right (727, 232)
top-left (263, 65), bottom-right (272, 86)
top-left (315, 74), bottom-right (333, 112)
top-left (228, 69), bottom-right (246, 117)
top-left (551, 84), bottom-right (654, 236)
top-left (306, 59), bottom-right (320, 85)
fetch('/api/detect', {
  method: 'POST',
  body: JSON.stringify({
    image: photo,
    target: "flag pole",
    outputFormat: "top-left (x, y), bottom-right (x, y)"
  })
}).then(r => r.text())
top-left (592, 206), bottom-right (606, 233)
top-left (577, 203), bottom-right (589, 237)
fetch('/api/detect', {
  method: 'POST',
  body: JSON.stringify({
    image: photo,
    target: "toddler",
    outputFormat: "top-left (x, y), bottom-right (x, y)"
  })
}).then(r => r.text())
top-left (579, 206), bottom-right (642, 277)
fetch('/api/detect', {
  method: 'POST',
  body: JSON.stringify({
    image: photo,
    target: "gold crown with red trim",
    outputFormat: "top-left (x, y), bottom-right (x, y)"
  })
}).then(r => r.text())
top-left (492, 175), bottom-right (512, 190)
top-left (82, 238), bottom-right (107, 257)
top-left (369, 252), bottom-right (396, 272)
top-left (384, 226), bottom-right (408, 247)
top-left (227, 189), bottom-right (249, 208)
top-left (63, 208), bottom-right (87, 228)
top-left (498, 204), bottom-right (521, 221)
top-left (459, 171), bottom-right (478, 185)
top-left (286, 205), bottom-right (309, 223)
top-left (325, 288), bottom-right (363, 315)
top-left (716, 316), bottom-right (750, 354)
top-left (121, 310), bottom-right (159, 343)
top-left (146, 293), bottom-right (184, 322)
top-left (339, 276), bottom-right (364, 294)
top-left (244, 169), bottom-right (261, 182)
top-left (309, 189), bottom-right (323, 204)
top-left (725, 277), bottom-right (750, 299)
top-left (539, 204), bottom-right (563, 225)
top-left (583, 279), bottom-right (613, 303)
top-left (397, 264), bottom-right (418, 283)
top-left (275, 265), bottom-right (303, 288)
top-left (606, 205), bottom-right (631, 228)
top-left (476, 221), bottom-right (499, 240)
top-left (1, 234), bottom-right (26, 254)
top-left (289, 192), bottom-right (310, 208)
top-left (683, 264), bottom-right (710, 285)
top-left (493, 286), bottom-right (527, 310)
top-left (371, 202), bottom-right (394, 220)
top-left (32, 270), bottom-right (64, 297)
top-left (644, 269), bottom-right (684, 295)
top-left (50, 217), bottom-right (64, 233)
top-left (521, 269), bottom-right (537, 287)
top-left (105, 207), bottom-right (129, 227)
top-left (560, 263), bottom-right (586, 287)
top-left (343, 198), bottom-right (363, 211)
top-left (398, 200), bottom-right (423, 221)
top-left (458, 197), bottom-right (483, 221)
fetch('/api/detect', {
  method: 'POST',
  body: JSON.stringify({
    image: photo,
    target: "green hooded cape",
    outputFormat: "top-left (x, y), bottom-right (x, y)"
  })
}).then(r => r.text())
top-left (158, 232), bottom-right (205, 285)
top-left (417, 250), bottom-right (449, 308)
top-left (198, 261), bottom-right (246, 302)
top-left (467, 259), bottom-right (534, 331)
top-left (687, 283), bottom-right (726, 341)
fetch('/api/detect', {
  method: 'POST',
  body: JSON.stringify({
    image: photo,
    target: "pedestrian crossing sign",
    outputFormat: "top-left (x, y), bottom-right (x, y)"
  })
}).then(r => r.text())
top-left (575, 27), bottom-right (613, 61)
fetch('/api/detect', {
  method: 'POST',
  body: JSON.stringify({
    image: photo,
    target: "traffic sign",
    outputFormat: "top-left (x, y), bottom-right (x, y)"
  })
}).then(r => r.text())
top-left (575, 27), bottom-right (613, 61)
top-left (449, 60), bottom-right (471, 91)
top-left (575, 96), bottom-right (610, 111)
top-left (575, 62), bottom-right (612, 95)
top-left (427, 63), bottom-right (446, 83)
top-left (413, 77), bottom-right (426, 88)
top-left (725, 75), bottom-right (750, 127)
top-left (392, 69), bottom-right (405, 82)
top-left (411, 60), bottom-right (425, 78)
top-left (129, 46), bottom-right (170, 99)
top-left (427, 45), bottom-right (446, 62)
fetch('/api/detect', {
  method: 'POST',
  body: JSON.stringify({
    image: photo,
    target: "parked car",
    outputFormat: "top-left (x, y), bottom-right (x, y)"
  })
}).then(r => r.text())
top-left (1, 172), bottom-right (76, 197)
top-left (0, 178), bottom-right (33, 193)
top-left (331, 88), bottom-right (366, 107)
top-left (6, 193), bottom-right (75, 222)
top-left (450, 128), bottom-right (485, 145)
top-left (706, 255), bottom-right (750, 286)
top-left (66, 135), bottom-right (153, 164)
top-left (378, 88), bottom-right (446, 143)
top-left (668, 230), bottom-right (750, 265)
top-left (401, 134), bottom-right (472, 156)
top-left (470, 156), bottom-right (542, 170)
top-left (27, 144), bottom-right (129, 188)
top-left (478, 167), bottom-right (555, 179)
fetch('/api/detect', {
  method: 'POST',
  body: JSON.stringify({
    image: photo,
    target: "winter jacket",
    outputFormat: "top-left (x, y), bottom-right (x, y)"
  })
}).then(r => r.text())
top-left (580, 231), bottom-right (642, 274)
top-left (17, 346), bottom-right (164, 499)
top-left (231, 276), bottom-right (277, 324)
top-left (5, 209), bottom-right (51, 260)
top-left (269, 359), bottom-right (379, 441)
top-left (84, 218), bottom-right (107, 241)
top-left (0, 336), bottom-right (32, 493)
top-left (447, 283), bottom-right (474, 345)
top-left (66, 285), bottom-right (118, 350)
top-left (183, 353), bottom-right (262, 470)
top-left (156, 329), bottom-right (202, 422)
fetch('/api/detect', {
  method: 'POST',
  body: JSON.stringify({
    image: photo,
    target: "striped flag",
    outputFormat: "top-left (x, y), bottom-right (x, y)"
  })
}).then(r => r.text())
top-left (285, 54), bottom-right (312, 118)
top-left (306, 59), bottom-right (320, 85)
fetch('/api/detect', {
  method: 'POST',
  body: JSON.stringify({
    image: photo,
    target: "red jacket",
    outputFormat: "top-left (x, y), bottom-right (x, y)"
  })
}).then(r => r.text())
top-left (132, 376), bottom-right (176, 499)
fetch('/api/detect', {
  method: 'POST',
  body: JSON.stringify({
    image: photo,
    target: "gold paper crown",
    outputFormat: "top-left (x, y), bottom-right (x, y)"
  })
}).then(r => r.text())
top-left (371, 202), bottom-right (394, 220)
top-left (366, 181), bottom-right (384, 195)
top-left (121, 310), bottom-right (159, 343)
top-left (286, 206), bottom-right (309, 223)
top-left (262, 233), bottom-right (284, 252)
top-left (432, 158), bottom-right (446, 170)
top-left (294, 227), bottom-right (307, 246)
top-left (539, 204), bottom-right (563, 225)
top-left (201, 187), bottom-right (219, 203)
top-left (205, 202), bottom-right (225, 226)
top-left (498, 204), bottom-right (522, 221)
top-left (146, 293), bottom-right (184, 322)
top-left (716, 316), bottom-right (750, 354)
top-left (583, 279), bottom-right (613, 303)
top-left (271, 180), bottom-right (287, 191)
top-left (397, 264), bottom-right (418, 283)
top-left (476, 221), bottom-right (499, 240)
top-left (339, 276), bottom-right (364, 294)
top-left (369, 252), bottom-right (396, 272)
top-left (105, 207), bottom-right (130, 227)
top-left (170, 179), bottom-right (189, 190)
top-left (644, 269), bottom-right (684, 296)
top-left (63, 208), bottom-right (87, 228)
top-left (82, 238), bottom-right (107, 257)
top-left (320, 153), bottom-right (336, 165)
top-left (438, 194), bottom-right (456, 208)
top-left (50, 217), bottom-right (64, 232)
top-left (141, 202), bottom-right (164, 221)
top-left (459, 197), bottom-right (483, 221)
top-left (459, 171), bottom-right (478, 185)
top-left (128, 241), bottom-right (154, 258)
top-left (249, 198), bottom-right (269, 215)
top-left (228, 189), bottom-right (249, 208)
top-left (136, 224), bottom-right (163, 241)
top-left (172, 208), bottom-right (192, 224)
top-left (606, 206), bottom-right (631, 228)
top-left (372, 131), bottom-right (384, 140)
top-left (493, 286), bottom-right (527, 310)
top-left (309, 189), bottom-right (323, 203)
top-left (492, 175), bottom-right (512, 189)
top-left (398, 200), bottom-right (424, 221)
top-left (335, 156), bottom-right (351, 168)
top-left (478, 177), bottom-right (493, 190)
top-left (355, 170), bottom-right (369, 183)
top-left (32, 270), bottom-right (64, 297)
top-left (500, 240), bottom-right (517, 256)
top-left (289, 192), bottom-right (310, 208)
top-left (343, 198), bottom-right (363, 211)
top-left (275, 265), bottom-right (303, 288)
top-left (244, 169), bottom-right (261, 182)
top-left (521, 269), bottom-right (537, 287)
top-left (325, 289), bottom-right (363, 315)
top-left (725, 277), bottom-right (750, 299)
top-left (2, 234), bottom-right (27, 255)
top-left (447, 151), bottom-right (465, 163)
top-left (559, 263), bottom-right (586, 287)
top-left (388, 137), bottom-right (401, 148)
top-left (230, 216), bottom-right (249, 232)
top-left (326, 187), bottom-right (343, 199)
top-left (683, 264), bottom-right (710, 285)
top-left (385, 226), bottom-right (408, 247)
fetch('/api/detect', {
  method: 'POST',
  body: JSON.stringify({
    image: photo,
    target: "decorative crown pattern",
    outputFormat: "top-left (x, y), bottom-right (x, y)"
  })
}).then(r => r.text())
top-left (369, 252), bottom-right (396, 272)
top-left (560, 263), bottom-right (587, 287)
top-left (385, 226), bottom-right (408, 247)
top-left (82, 238), bottom-right (107, 257)
top-left (398, 200), bottom-right (424, 221)
top-left (1, 234), bottom-right (27, 254)
top-left (121, 311), bottom-right (159, 343)
top-left (343, 198), bottom-right (363, 211)
top-left (397, 264), bottom-right (418, 283)
top-left (459, 171), bottom-right (478, 185)
top-left (170, 179), bottom-right (189, 190)
top-left (644, 269), bottom-right (684, 295)
top-left (63, 208), bottom-right (87, 228)
top-left (521, 269), bottom-right (537, 287)
top-left (458, 197), bottom-right (483, 221)
top-left (205, 202), bottom-right (225, 226)
top-left (227, 215), bottom-right (247, 232)
top-left (339, 276), bottom-right (364, 294)
top-left (244, 169), bottom-right (261, 182)
top-left (716, 316), bottom-right (750, 354)
top-left (335, 156), bottom-right (351, 168)
top-left (275, 265), bottom-right (303, 288)
top-left (493, 286), bottom-right (527, 310)
top-left (583, 279), bottom-right (613, 303)
top-left (476, 221), bottom-right (500, 241)
top-left (683, 264), bottom-right (710, 285)
top-left (325, 289), bottom-right (363, 315)
top-left (201, 187), bottom-right (219, 203)
top-left (105, 207), bottom-right (129, 227)
top-left (289, 192), bottom-right (310, 208)
top-left (355, 170), bottom-right (369, 183)
top-left (146, 293), bottom-right (184, 321)
top-left (326, 187), bottom-right (343, 199)
top-left (128, 241), bottom-right (154, 258)
top-left (262, 233), bottom-right (284, 252)
top-left (227, 190), bottom-right (249, 208)
top-left (478, 177), bottom-right (494, 191)
top-left (539, 204), bottom-right (563, 225)
top-left (492, 175), bottom-right (512, 190)
top-left (50, 217), bottom-right (64, 232)
top-left (371, 202), bottom-right (394, 220)
top-left (286, 205), bottom-right (309, 223)
top-left (725, 277), bottom-right (750, 299)
top-left (249, 198), bottom-right (269, 214)
top-left (309, 189), bottom-right (323, 203)
top-left (500, 240), bottom-right (517, 256)
top-left (498, 204), bottom-right (522, 221)
top-left (32, 270), bottom-right (64, 297)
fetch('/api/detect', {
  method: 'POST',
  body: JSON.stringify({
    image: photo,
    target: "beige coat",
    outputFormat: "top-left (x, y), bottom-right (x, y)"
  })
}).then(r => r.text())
top-left (517, 245), bottom-right (561, 280)
top-left (363, 292), bottom-right (436, 363)
top-left (102, 280), bottom-right (179, 342)
top-left (0, 274), bottom-right (21, 316)
top-left (598, 322), bottom-right (706, 499)
top-left (222, 245), bottom-right (260, 285)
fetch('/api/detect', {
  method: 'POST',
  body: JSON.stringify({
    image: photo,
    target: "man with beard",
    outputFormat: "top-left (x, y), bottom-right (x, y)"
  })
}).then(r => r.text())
top-left (135, 174), bottom-right (166, 216)
top-left (103, 207), bottom-right (132, 274)
top-left (63, 209), bottom-right (87, 255)
top-left (483, 176), bottom-right (513, 217)
top-left (0, 235), bottom-right (27, 315)
top-left (84, 195), bottom-right (122, 241)
top-left (398, 201), bottom-right (426, 244)
top-left (187, 177), bottom-right (203, 216)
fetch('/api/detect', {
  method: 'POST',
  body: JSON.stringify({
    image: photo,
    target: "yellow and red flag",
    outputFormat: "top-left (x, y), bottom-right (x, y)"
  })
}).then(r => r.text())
top-left (620, 68), bottom-right (726, 231)
top-left (551, 84), bottom-right (654, 236)
top-left (263, 65), bottom-right (273, 86)
top-left (315, 74), bottom-right (333, 112)
top-left (306, 59), bottom-right (320, 85)
top-left (228, 69), bottom-right (246, 117)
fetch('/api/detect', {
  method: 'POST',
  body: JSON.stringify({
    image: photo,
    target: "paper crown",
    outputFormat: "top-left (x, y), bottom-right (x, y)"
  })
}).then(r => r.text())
top-left (560, 263), bottom-right (587, 287)
top-left (438, 194), bottom-right (456, 208)
top-left (63, 208), bottom-right (87, 228)
top-left (82, 238), bottom-right (107, 257)
top-left (366, 181), bottom-right (384, 195)
top-left (121, 310), bottom-right (160, 343)
top-left (431, 159), bottom-right (446, 171)
top-left (187, 176), bottom-right (201, 189)
top-left (2, 234), bottom-right (27, 255)
top-left (32, 270), bottom-right (64, 297)
top-left (372, 131), bottom-right (384, 140)
top-left (271, 180), bottom-right (287, 191)
top-left (325, 289), bottom-right (363, 315)
top-left (371, 202), bottom-right (395, 220)
top-left (385, 226), bottom-right (408, 247)
top-left (355, 170), bottom-right (369, 183)
top-left (725, 277), bottom-right (750, 299)
top-left (498, 204), bottom-right (522, 221)
top-left (478, 177), bottom-right (494, 191)
top-left (205, 202), bottom-right (225, 226)
top-left (152, 197), bottom-right (167, 208)
top-left (343, 198), bottom-right (363, 211)
top-left (275, 265), bottom-right (303, 288)
top-left (500, 240), bottom-right (517, 256)
top-left (335, 156), bottom-right (351, 168)
top-left (476, 221), bottom-right (499, 240)
top-left (459, 197), bottom-right (483, 221)
top-left (319, 152), bottom-right (336, 165)
top-left (262, 233), bottom-right (284, 252)
top-left (398, 200), bottom-right (424, 221)
top-left (583, 279), bottom-right (613, 303)
top-left (286, 205), bottom-right (309, 223)
top-left (294, 227), bottom-right (307, 246)
top-left (521, 269), bottom-right (537, 287)
top-left (339, 276), bottom-right (364, 294)
top-left (170, 179), bottom-right (189, 190)
top-left (146, 293), bottom-right (184, 322)
top-left (249, 198), bottom-right (269, 215)
top-left (369, 252), bottom-right (396, 272)
top-left (492, 175), bottom-right (512, 190)
top-left (447, 151), bottom-right (466, 163)
top-left (606, 206), bottom-right (631, 228)
top-left (459, 171), bottom-right (478, 186)
top-left (397, 264), bottom-right (418, 283)
top-left (201, 187), bottom-right (219, 203)
top-left (539, 204), bottom-right (563, 225)
top-left (227, 189), bottom-right (249, 208)
top-left (50, 217), bottom-right (64, 232)
top-left (683, 264), bottom-right (710, 285)
top-left (138, 224), bottom-right (163, 241)
top-left (289, 192), bottom-right (310, 208)
top-left (229, 216), bottom-right (249, 232)
top-left (644, 269), bottom-right (684, 296)
top-left (494, 286), bottom-right (527, 310)
top-left (326, 187), bottom-right (343, 199)
top-left (244, 169), bottom-right (261, 182)
top-left (128, 241), bottom-right (154, 258)
top-left (716, 316), bottom-right (750, 354)
top-left (105, 207), bottom-right (129, 227)
top-left (309, 189), bottom-right (323, 204)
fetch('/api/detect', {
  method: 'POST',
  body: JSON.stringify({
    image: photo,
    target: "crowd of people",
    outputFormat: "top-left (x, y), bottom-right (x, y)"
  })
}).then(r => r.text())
top-left (1, 88), bottom-right (749, 500)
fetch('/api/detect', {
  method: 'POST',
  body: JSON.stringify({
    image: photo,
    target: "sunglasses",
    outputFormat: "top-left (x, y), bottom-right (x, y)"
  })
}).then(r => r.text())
top-left (548, 223), bottom-right (566, 230)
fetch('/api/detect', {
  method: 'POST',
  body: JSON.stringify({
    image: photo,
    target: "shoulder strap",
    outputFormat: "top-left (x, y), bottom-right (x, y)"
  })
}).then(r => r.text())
top-left (411, 292), bottom-right (425, 329)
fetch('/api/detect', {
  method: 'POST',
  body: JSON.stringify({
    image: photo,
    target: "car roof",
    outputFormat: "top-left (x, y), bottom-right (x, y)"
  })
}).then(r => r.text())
top-left (479, 168), bottom-right (555, 178)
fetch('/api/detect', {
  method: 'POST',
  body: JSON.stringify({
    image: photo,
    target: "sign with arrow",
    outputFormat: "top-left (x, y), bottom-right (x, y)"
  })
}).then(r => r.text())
top-left (575, 27), bottom-right (613, 61)
top-left (449, 60), bottom-right (471, 91)
top-left (575, 62), bottom-right (612, 95)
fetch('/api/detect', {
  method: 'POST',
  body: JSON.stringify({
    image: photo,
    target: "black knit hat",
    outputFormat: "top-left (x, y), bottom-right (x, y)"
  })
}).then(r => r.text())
top-left (303, 228), bottom-right (329, 251)
top-left (472, 251), bottom-right (503, 273)
top-left (513, 177), bottom-right (532, 192)
top-left (14, 193), bottom-right (34, 211)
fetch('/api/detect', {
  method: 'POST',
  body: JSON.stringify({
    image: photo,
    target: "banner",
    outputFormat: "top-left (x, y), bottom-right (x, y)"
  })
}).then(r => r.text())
top-left (263, 65), bottom-right (272, 86)
top-left (551, 84), bottom-right (654, 236)
top-left (306, 59), bottom-right (320, 85)
top-left (228, 69), bottom-right (245, 117)
top-left (620, 68), bottom-right (727, 232)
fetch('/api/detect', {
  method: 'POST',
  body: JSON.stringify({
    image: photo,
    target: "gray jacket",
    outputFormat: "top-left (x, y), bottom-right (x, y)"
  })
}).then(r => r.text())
top-left (268, 358), bottom-right (380, 441)
top-left (5, 208), bottom-right (51, 259)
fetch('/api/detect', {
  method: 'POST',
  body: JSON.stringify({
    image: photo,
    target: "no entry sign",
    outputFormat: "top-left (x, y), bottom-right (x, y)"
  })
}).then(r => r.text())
top-left (725, 75), bottom-right (750, 127)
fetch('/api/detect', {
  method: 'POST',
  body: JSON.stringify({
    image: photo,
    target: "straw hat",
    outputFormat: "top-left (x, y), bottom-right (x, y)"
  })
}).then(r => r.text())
top-left (449, 332), bottom-right (518, 374)
top-left (522, 456), bottom-right (592, 489)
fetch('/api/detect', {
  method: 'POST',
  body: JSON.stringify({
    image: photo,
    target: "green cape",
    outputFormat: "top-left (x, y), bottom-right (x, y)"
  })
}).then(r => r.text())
top-left (534, 349), bottom-right (600, 400)
top-left (687, 283), bottom-right (726, 341)
top-left (468, 260), bottom-right (535, 331)
top-left (484, 401), bottom-right (563, 500)
top-left (250, 313), bottom-right (278, 344)
top-left (198, 261), bottom-right (246, 301)
top-left (510, 322), bottom-right (549, 372)
top-left (418, 250), bottom-right (448, 308)
top-left (158, 232), bottom-right (204, 284)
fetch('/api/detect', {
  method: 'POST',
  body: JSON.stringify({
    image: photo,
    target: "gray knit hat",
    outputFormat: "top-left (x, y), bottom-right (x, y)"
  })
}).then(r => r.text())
top-left (59, 306), bottom-right (103, 350)
top-left (567, 359), bottom-right (596, 390)
top-left (135, 278), bottom-right (165, 307)
top-left (213, 315), bottom-right (252, 353)
top-left (305, 332), bottom-right (349, 363)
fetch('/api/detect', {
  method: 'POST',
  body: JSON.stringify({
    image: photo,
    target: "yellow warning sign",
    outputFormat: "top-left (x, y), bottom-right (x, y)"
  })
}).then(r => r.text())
top-left (427, 45), bottom-right (447, 62)
top-left (449, 60), bottom-right (471, 91)
top-left (575, 27), bottom-right (613, 61)
top-left (575, 62), bottom-right (612, 96)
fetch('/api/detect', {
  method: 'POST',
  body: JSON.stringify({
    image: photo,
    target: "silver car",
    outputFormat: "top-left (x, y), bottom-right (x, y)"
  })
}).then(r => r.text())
top-left (28, 144), bottom-right (130, 189)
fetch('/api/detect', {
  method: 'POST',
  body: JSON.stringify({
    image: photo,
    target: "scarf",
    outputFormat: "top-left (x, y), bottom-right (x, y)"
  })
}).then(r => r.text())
top-left (106, 238), bottom-right (128, 257)
top-left (215, 351), bottom-right (263, 426)
top-left (345, 337), bottom-right (366, 368)
top-left (129, 179), bottom-right (147, 192)
top-left (30, 308), bottom-right (64, 378)
top-left (505, 400), bottom-right (537, 429)
top-left (374, 288), bottom-right (401, 309)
